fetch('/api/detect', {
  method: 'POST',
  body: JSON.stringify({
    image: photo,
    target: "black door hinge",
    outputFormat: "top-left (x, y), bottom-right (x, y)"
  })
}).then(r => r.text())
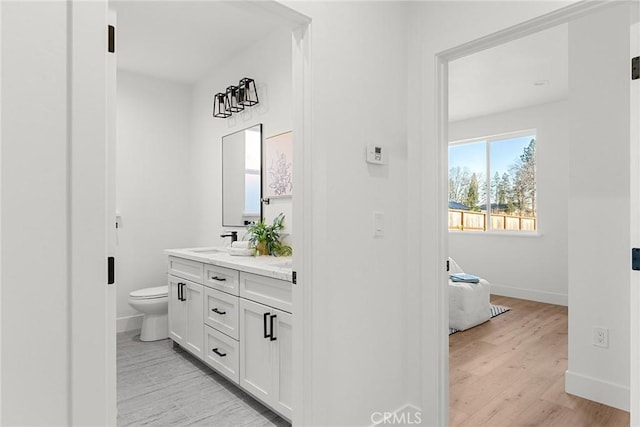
top-left (108, 256), bottom-right (115, 284)
top-left (633, 56), bottom-right (639, 80)
top-left (292, 271), bottom-right (297, 285)
top-left (633, 249), bottom-right (640, 271)
top-left (108, 25), bottom-right (115, 53)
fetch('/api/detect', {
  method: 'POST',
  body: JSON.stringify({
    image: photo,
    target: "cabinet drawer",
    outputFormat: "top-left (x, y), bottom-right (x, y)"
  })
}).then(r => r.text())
top-left (204, 287), bottom-right (239, 340)
top-left (168, 257), bottom-right (204, 284)
top-left (204, 325), bottom-right (239, 384)
top-left (204, 264), bottom-right (240, 295)
top-left (240, 272), bottom-right (292, 313)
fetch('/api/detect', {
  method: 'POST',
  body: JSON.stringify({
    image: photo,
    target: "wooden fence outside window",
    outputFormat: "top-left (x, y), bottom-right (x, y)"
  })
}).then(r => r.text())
top-left (448, 209), bottom-right (536, 231)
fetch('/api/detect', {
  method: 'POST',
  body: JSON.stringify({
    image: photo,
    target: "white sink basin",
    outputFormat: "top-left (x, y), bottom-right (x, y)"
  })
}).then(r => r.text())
top-left (188, 247), bottom-right (227, 255)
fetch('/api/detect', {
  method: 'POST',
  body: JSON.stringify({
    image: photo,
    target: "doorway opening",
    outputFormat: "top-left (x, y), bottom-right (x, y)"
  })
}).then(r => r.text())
top-left (446, 23), bottom-right (573, 425)
top-left (107, 1), bottom-right (310, 424)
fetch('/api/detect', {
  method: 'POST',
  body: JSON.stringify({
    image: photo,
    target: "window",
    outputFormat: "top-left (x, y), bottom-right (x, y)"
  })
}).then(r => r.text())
top-left (448, 131), bottom-right (537, 232)
top-left (244, 130), bottom-right (261, 216)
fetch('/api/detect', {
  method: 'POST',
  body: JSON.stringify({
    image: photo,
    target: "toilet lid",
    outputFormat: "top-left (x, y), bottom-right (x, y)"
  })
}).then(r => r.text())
top-left (130, 286), bottom-right (168, 299)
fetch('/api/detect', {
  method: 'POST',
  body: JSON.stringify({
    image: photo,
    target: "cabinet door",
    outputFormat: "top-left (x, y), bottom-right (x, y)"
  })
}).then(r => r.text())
top-left (239, 298), bottom-right (273, 402)
top-left (271, 308), bottom-right (293, 420)
top-left (168, 275), bottom-right (186, 345)
top-left (184, 282), bottom-right (204, 359)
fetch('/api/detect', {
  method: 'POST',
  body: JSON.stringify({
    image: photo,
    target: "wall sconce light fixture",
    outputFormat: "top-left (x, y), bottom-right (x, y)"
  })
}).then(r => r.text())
top-left (225, 85), bottom-right (244, 113)
top-left (239, 78), bottom-right (259, 106)
top-left (213, 78), bottom-right (259, 118)
top-left (213, 93), bottom-right (231, 118)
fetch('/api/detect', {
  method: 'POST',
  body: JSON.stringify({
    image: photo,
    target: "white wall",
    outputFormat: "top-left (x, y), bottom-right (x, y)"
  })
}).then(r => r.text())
top-left (283, 2), bottom-right (410, 425)
top-left (115, 70), bottom-right (196, 331)
top-left (1, 3), bottom-right (71, 424)
top-left (566, 3), bottom-right (631, 410)
top-left (190, 28), bottom-right (293, 247)
top-left (449, 100), bottom-right (569, 305)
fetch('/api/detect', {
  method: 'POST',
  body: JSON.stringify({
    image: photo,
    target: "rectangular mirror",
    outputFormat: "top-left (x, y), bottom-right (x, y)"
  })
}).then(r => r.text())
top-left (222, 124), bottom-right (262, 226)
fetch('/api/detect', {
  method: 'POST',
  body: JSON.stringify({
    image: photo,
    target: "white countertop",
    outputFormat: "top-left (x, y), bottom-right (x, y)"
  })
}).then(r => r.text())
top-left (165, 247), bottom-right (293, 282)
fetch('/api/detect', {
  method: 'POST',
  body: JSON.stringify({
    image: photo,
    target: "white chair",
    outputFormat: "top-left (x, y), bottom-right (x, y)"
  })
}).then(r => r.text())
top-left (448, 258), bottom-right (491, 331)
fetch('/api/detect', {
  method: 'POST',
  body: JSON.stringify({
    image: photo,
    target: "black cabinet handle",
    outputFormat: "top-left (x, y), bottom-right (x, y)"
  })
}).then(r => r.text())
top-left (263, 312), bottom-right (270, 339)
top-left (211, 276), bottom-right (227, 282)
top-left (178, 282), bottom-right (185, 301)
top-left (212, 308), bottom-right (226, 315)
top-left (269, 314), bottom-right (277, 341)
top-left (212, 348), bottom-right (227, 357)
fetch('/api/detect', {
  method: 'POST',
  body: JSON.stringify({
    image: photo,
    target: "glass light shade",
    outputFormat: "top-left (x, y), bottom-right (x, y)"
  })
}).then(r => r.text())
top-left (213, 93), bottom-right (231, 118)
top-left (238, 78), bottom-right (259, 106)
top-left (226, 85), bottom-right (244, 113)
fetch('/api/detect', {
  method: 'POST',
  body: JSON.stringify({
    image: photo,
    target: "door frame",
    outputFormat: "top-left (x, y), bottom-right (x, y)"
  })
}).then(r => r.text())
top-left (94, 0), bottom-right (313, 424)
top-left (630, 18), bottom-right (640, 426)
top-left (432, 1), bottom-right (634, 423)
top-left (70, 1), bottom-right (113, 424)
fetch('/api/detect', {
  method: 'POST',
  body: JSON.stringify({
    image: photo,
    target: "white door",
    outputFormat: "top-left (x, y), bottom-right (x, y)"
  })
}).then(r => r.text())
top-left (70, 2), bottom-right (115, 423)
top-left (630, 20), bottom-right (640, 426)
top-left (184, 282), bottom-right (204, 358)
top-left (106, 8), bottom-right (117, 422)
top-left (168, 276), bottom-right (186, 344)
top-left (271, 308), bottom-right (293, 419)
top-left (239, 298), bottom-right (273, 402)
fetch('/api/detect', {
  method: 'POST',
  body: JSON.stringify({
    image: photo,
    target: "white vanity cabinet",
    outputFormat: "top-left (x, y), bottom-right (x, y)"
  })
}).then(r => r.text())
top-left (165, 251), bottom-right (293, 421)
top-left (168, 275), bottom-right (204, 359)
top-left (239, 297), bottom-right (292, 419)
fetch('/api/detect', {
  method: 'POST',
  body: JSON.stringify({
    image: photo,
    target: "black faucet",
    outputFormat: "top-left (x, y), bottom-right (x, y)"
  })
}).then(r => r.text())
top-left (220, 231), bottom-right (238, 243)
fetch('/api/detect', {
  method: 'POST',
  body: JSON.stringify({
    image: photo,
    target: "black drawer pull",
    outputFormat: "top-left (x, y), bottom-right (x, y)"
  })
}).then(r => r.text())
top-left (211, 276), bottom-right (227, 282)
top-left (263, 312), bottom-right (270, 338)
top-left (212, 348), bottom-right (227, 357)
top-left (212, 308), bottom-right (226, 315)
top-left (269, 314), bottom-right (277, 341)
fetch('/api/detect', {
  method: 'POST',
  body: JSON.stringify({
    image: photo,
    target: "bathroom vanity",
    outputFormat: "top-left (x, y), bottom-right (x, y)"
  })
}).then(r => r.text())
top-left (165, 247), bottom-right (293, 421)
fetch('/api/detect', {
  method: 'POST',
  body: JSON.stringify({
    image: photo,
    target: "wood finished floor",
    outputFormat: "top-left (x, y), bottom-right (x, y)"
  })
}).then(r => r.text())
top-left (450, 295), bottom-right (630, 426)
top-left (117, 331), bottom-right (290, 427)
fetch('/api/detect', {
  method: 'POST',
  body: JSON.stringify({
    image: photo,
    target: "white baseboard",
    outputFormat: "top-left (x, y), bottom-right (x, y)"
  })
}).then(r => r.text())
top-left (490, 282), bottom-right (568, 306)
top-left (116, 314), bottom-right (143, 333)
top-left (565, 370), bottom-right (630, 412)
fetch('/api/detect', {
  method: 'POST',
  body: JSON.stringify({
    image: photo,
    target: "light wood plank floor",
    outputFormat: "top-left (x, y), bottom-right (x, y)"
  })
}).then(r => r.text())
top-left (450, 295), bottom-right (629, 426)
top-left (117, 331), bottom-right (290, 427)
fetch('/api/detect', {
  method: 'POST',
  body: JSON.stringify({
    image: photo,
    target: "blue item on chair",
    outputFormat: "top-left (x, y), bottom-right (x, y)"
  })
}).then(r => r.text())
top-left (449, 273), bottom-right (480, 284)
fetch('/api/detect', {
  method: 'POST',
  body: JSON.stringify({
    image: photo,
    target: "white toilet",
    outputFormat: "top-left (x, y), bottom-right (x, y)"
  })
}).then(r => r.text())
top-left (128, 285), bottom-right (169, 342)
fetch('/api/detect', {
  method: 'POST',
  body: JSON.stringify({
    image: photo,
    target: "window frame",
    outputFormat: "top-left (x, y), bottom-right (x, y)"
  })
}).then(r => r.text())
top-left (448, 129), bottom-right (538, 234)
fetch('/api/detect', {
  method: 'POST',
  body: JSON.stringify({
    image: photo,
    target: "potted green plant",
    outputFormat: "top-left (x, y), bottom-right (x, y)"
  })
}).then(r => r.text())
top-left (247, 213), bottom-right (292, 256)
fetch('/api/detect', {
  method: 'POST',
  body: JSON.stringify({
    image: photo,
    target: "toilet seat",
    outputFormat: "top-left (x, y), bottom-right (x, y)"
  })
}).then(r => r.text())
top-left (129, 285), bottom-right (168, 300)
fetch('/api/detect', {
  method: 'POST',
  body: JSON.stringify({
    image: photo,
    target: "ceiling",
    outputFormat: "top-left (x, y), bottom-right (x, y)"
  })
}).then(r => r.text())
top-left (110, 1), bottom-right (292, 84)
top-left (112, 2), bottom-right (568, 118)
top-left (449, 24), bottom-right (568, 122)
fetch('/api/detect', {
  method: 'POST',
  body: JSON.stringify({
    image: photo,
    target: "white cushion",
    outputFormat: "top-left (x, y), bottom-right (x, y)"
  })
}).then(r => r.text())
top-left (449, 278), bottom-right (491, 330)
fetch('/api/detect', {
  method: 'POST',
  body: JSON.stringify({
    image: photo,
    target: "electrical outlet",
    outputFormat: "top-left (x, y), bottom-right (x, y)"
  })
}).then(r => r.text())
top-left (593, 327), bottom-right (609, 348)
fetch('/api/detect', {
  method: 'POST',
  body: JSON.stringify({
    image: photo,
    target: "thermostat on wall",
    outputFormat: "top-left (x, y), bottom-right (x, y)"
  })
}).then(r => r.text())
top-left (366, 145), bottom-right (384, 164)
